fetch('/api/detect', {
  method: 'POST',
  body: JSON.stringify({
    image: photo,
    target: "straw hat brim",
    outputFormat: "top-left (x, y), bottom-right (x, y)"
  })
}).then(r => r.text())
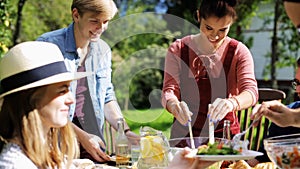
top-left (0, 71), bottom-right (92, 98)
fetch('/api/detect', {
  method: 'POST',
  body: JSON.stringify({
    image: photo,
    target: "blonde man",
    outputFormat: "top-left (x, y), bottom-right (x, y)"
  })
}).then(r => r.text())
top-left (37, 0), bottom-right (139, 162)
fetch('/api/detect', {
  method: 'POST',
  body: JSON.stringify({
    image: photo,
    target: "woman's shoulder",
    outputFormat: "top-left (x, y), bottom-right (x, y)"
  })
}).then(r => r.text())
top-left (224, 37), bottom-right (252, 57)
top-left (227, 37), bottom-right (250, 50)
top-left (0, 143), bottom-right (38, 169)
top-left (168, 35), bottom-right (193, 52)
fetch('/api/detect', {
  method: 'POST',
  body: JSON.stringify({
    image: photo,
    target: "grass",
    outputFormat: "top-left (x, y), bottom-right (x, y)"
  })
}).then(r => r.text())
top-left (123, 108), bottom-right (173, 138)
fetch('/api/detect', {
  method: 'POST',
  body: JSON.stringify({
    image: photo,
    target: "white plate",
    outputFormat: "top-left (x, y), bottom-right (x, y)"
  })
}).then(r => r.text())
top-left (195, 150), bottom-right (263, 161)
top-left (94, 164), bottom-right (118, 169)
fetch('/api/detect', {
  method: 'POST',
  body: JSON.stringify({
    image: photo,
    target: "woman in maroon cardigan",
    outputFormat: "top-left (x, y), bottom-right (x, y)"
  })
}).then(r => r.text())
top-left (162, 0), bottom-right (258, 139)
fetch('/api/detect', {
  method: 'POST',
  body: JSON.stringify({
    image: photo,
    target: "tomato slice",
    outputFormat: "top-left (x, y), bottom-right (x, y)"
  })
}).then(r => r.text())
top-left (217, 143), bottom-right (223, 149)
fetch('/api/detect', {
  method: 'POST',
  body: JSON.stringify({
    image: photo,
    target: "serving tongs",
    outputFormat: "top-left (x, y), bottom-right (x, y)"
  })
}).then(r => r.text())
top-left (188, 116), bottom-right (195, 149)
top-left (186, 116), bottom-right (198, 158)
top-left (208, 104), bottom-right (215, 145)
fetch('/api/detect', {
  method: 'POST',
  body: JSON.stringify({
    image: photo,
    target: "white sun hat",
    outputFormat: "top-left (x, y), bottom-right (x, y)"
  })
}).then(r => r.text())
top-left (0, 41), bottom-right (92, 98)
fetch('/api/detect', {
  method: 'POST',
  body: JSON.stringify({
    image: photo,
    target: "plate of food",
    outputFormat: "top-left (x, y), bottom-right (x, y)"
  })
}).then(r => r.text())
top-left (195, 142), bottom-right (263, 161)
top-left (196, 151), bottom-right (263, 161)
top-left (169, 137), bottom-right (263, 161)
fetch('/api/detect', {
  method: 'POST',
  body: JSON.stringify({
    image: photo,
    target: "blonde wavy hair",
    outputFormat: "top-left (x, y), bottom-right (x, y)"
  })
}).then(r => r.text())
top-left (71, 0), bottom-right (118, 19)
top-left (0, 86), bottom-right (79, 169)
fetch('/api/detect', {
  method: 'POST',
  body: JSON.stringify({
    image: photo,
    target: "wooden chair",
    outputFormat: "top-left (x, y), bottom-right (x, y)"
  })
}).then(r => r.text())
top-left (237, 88), bottom-right (286, 151)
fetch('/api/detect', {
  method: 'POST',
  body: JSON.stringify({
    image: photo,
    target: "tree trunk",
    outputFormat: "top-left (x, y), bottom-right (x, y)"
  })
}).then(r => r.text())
top-left (12, 0), bottom-right (26, 46)
top-left (271, 0), bottom-right (280, 89)
top-left (124, 95), bottom-right (129, 111)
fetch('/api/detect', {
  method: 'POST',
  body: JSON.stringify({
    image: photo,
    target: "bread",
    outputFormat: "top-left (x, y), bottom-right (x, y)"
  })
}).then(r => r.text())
top-left (228, 160), bottom-right (252, 169)
top-left (228, 161), bottom-right (276, 169)
top-left (253, 162), bottom-right (276, 169)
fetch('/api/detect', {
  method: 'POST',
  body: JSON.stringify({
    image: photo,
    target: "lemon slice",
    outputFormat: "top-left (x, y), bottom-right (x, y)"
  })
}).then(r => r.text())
top-left (140, 136), bottom-right (166, 162)
top-left (140, 136), bottom-right (152, 158)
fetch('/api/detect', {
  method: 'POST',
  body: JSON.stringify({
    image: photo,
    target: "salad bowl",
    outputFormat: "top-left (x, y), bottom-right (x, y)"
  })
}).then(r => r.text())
top-left (264, 133), bottom-right (300, 169)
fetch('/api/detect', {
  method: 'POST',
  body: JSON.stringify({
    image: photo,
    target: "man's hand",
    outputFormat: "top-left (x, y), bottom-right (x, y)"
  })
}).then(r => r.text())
top-left (167, 147), bottom-right (217, 169)
top-left (125, 130), bottom-right (140, 145)
top-left (79, 133), bottom-right (110, 162)
top-left (72, 123), bottom-right (110, 162)
top-left (251, 100), bottom-right (300, 127)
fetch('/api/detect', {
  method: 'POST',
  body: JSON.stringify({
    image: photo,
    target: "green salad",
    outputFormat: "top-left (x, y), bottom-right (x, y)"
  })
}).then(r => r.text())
top-left (197, 142), bottom-right (240, 155)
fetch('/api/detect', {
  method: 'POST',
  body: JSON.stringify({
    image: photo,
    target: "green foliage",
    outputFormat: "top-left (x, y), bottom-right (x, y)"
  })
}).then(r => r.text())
top-left (15, 0), bottom-right (71, 41)
top-left (123, 0), bottom-right (156, 15)
top-left (129, 67), bottom-right (163, 109)
top-left (260, 0), bottom-right (300, 80)
top-left (103, 11), bottom-right (181, 110)
top-left (229, 0), bottom-right (270, 47)
top-left (0, 0), bottom-right (14, 57)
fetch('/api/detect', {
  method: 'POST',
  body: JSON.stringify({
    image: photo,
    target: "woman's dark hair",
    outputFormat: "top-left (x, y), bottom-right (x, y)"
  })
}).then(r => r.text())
top-left (199, 0), bottom-right (238, 20)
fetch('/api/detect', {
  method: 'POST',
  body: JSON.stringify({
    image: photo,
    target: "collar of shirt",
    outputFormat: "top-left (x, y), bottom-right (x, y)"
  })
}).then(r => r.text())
top-left (65, 22), bottom-right (78, 58)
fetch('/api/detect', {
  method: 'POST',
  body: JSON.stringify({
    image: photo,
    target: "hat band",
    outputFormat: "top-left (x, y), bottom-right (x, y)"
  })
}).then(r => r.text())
top-left (1, 61), bottom-right (68, 94)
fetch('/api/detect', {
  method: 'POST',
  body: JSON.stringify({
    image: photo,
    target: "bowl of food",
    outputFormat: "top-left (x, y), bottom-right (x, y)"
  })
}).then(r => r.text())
top-left (264, 133), bottom-right (300, 169)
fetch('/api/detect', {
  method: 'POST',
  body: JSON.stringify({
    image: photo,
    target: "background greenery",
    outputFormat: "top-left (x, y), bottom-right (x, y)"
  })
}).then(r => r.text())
top-left (1, 0), bottom-right (298, 110)
top-left (123, 108), bottom-right (173, 138)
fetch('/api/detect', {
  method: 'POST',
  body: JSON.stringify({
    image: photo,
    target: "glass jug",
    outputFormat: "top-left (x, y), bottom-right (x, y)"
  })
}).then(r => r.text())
top-left (137, 126), bottom-right (170, 169)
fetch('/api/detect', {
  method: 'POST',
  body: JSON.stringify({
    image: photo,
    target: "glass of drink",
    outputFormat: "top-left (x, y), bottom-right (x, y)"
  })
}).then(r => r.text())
top-left (115, 118), bottom-right (130, 168)
top-left (116, 143), bottom-right (130, 168)
top-left (131, 144), bottom-right (140, 164)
